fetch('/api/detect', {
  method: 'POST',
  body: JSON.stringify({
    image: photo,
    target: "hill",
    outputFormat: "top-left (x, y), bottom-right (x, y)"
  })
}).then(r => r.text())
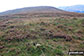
top-left (0, 6), bottom-right (84, 56)
top-left (0, 6), bottom-right (84, 18)
top-left (0, 6), bottom-right (65, 15)
top-left (58, 5), bottom-right (84, 13)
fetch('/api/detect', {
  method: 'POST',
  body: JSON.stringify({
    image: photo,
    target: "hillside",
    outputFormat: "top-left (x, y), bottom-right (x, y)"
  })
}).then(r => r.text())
top-left (59, 5), bottom-right (84, 13)
top-left (0, 6), bottom-right (84, 56)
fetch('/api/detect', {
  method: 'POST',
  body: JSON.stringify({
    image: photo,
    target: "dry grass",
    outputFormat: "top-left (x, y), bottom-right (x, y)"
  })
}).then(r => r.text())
top-left (0, 16), bottom-right (84, 56)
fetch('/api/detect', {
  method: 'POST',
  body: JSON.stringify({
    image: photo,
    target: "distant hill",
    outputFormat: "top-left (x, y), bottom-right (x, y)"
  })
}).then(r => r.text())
top-left (0, 6), bottom-right (84, 18)
top-left (58, 5), bottom-right (84, 13)
top-left (0, 6), bottom-right (65, 16)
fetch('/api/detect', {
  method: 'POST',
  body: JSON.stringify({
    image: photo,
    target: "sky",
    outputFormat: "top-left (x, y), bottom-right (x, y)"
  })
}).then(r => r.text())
top-left (0, 0), bottom-right (84, 12)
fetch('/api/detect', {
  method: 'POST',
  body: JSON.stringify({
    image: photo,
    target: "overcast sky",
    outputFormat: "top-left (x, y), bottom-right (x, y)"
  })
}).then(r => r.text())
top-left (0, 0), bottom-right (84, 12)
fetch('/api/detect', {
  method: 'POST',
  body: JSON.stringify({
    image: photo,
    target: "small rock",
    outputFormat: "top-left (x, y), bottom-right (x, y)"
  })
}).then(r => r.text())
top-left (36, 44), bottom-right (41, 47)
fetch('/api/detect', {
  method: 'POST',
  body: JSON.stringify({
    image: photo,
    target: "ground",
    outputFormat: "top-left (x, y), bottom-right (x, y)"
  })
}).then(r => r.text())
top-left (0, 16), bottom-right (84, 56)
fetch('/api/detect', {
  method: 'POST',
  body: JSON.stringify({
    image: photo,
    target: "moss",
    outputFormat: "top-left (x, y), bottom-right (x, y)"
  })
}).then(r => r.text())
top-left (56, 45), bottom-right (63, 49)
top-left (54, 49), bottom-right (64, 55)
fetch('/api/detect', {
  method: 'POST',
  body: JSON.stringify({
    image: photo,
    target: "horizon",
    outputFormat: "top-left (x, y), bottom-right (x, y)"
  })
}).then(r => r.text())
top-left (0, 0), bottom-right (84, 12)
